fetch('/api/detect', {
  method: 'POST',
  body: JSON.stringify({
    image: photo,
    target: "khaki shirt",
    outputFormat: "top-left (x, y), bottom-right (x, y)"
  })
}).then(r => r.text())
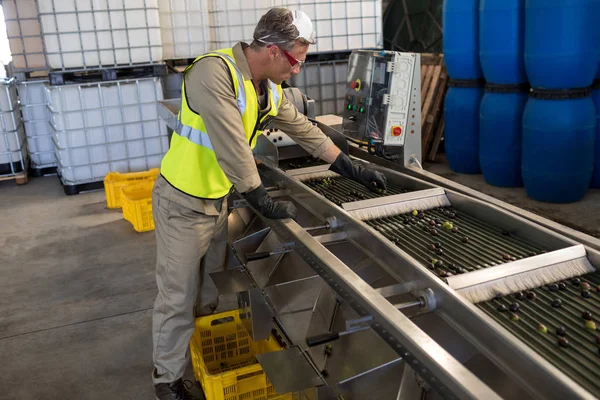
top-left (171, 42), bottom-right (334, 214)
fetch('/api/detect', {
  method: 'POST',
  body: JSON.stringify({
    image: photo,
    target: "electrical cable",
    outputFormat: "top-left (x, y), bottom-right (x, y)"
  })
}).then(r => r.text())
top-left (343, 134), bottom-right (369, 147)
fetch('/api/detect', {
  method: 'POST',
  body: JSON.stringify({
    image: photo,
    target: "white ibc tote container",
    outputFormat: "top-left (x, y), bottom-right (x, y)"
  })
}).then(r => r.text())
top-left (0, 79), bottom-right (28, 176)
top-left (46, 77), bottom-right (168, 184)
top-left (158, 0), bottom-right (214, 59)
top-left (2, 0), bottom-right (48, 72)
top-left (18, 80), bottom-right (56, 169)
top-left (211, 0), bottom-right (382, 53)
top-left (211, 0), bottom-right (273, 49)
top-left (37, 0), bottom-right (163, 70)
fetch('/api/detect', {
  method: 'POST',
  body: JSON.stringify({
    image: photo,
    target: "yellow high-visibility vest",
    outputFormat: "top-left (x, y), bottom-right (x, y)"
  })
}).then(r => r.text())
top-left (161, 47), bottom-right (283, 199)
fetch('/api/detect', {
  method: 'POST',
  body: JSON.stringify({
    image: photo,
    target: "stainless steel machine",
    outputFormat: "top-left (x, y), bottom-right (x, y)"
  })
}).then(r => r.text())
top-left (158, 52), bottom-right (600, 399)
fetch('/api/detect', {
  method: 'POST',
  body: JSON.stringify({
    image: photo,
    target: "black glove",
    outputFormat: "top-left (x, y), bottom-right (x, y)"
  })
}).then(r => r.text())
top-left (242, 184), bottom-right (298, 220)
top-left (330, 152), bottom-right (387, 192)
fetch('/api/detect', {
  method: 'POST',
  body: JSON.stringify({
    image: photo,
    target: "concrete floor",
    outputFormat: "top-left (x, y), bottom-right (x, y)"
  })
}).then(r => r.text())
top-left (425, 156), bottom-right (600, 239)
top-left (0, 175), bottom-right (203, 400)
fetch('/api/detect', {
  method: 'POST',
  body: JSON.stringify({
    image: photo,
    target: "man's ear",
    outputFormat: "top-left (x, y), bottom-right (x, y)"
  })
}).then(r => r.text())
top-left (268, 45), bottom-right (279, 59)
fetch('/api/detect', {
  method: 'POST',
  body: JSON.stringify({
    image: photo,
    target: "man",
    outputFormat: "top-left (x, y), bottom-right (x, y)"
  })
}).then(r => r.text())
top-left (152, 7), bottom-right (387, 400)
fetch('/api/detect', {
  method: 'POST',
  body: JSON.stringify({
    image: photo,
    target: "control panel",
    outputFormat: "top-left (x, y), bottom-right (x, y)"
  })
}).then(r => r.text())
top-left (342, 51), bottom-right (421, 152)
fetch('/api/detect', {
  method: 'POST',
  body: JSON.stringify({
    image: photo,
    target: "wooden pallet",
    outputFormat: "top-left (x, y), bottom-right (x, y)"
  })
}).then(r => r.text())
top-left (420, 54), bottom-right (448, 161)
top-left (428, 115), bottom-right (445, 162)
top-left (0, 171), bottom-right (28, 185)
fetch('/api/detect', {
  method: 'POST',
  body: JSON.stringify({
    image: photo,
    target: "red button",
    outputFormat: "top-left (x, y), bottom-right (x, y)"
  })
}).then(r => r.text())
top-left (392, 126), bottom-right (402, 136)
top-left (351, 81), bottom-right (358, 89)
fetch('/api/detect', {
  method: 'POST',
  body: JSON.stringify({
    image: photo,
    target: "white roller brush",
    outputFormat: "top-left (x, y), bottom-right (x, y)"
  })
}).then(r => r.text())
top-left (447, 245), bottom-right (596, 304)
top-left (346, 188), bottom-right (451, 221)
top-left (294, 170), bottom-right (340, 181)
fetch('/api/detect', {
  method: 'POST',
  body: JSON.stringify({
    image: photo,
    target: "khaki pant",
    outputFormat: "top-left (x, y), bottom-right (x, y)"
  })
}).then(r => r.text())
top-left (151, 177), bottom-right (228, 385)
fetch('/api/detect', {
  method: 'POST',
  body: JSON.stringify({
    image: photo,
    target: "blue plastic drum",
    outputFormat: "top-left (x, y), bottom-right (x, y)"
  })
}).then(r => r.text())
top-left (480, 84), bottom-right (528, 187)
top-left (445, 80), bottom-right (485, 174)
top-left (443, 0), bottom-right (483, 80)
top-left (480, 0), bottom-right (527, 84)
top-left (522, 88), bottom-right (596, 202)
top-left (525, 0), bottom-right (600, 89)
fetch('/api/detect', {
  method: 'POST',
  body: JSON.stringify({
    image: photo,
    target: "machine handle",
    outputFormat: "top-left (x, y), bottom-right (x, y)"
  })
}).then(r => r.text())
top-left (306, 332), bottom-right (340, 347)
top-left (246, 251), bottom-right (271, 261)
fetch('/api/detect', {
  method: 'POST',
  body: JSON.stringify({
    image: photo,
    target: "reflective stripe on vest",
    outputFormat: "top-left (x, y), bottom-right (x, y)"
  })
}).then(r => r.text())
top-left (270, 81), bottom-right (280, 112)
top-left (213, 52), bottom-right (247, 115)
top-left (175, 120), bottom-right (214, 151)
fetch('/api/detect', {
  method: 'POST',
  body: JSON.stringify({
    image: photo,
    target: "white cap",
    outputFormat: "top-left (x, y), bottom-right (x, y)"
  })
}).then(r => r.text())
top-left (291, 9), bottom-right (316, 44)
top-left (257, 9), bottom-right (316, 45)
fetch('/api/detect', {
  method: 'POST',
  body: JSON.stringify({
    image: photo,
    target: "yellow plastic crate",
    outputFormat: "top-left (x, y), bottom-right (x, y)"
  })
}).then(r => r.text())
top-left (103, 168), bottom-right (159, 209)
top-left (190, 310), bottom-right (293, 400)
top-left (121, 182), bottom-right (154, 232)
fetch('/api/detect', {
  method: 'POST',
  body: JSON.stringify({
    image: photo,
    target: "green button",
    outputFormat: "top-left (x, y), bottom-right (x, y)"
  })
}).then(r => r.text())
top-left (352, 105), bottom-right (357, 111)
top-left (347, 104), bottom-right (352, 110)
top-left (359, 107), bottom-right (365, 113)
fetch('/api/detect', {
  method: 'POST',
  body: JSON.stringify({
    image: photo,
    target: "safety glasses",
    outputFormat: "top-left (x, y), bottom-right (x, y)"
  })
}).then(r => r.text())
top-left (279, 47), bottom-right (305, 68)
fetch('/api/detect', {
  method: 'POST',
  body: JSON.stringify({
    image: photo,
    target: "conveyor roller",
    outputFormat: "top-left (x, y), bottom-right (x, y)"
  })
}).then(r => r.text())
top-left (303, 175), bottom-right (409, 205)
top-left (365, 206), bottom-right (550, 278)
top-left (278, 156), bottom-right (327, 171)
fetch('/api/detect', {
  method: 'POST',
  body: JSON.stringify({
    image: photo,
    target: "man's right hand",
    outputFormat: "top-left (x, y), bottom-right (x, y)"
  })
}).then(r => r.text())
top-left (242, 184), bottom-right (298, 220)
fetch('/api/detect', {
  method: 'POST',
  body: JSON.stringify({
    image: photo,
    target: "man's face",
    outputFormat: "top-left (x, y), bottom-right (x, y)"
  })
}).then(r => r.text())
top-left (267, 42), bottom-right (309, 85)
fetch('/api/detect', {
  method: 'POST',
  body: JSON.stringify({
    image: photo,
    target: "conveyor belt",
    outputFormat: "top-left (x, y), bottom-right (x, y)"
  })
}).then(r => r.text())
top-left (365, 207), bottom-right (549, 278)
top-left (303, 176), bottom-right (409, 205)
top-left (478, 272), bottom-right (600, 397)
top-left (278, 156), bottom-right (327, 171)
